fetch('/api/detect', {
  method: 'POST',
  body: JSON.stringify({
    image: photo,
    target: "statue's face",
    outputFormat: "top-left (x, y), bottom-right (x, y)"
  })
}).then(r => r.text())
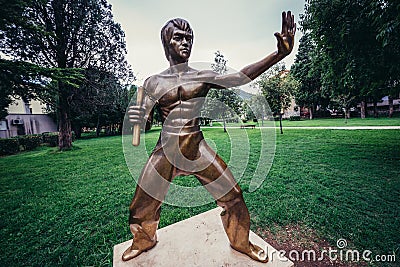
top-left (168, 28), bottom-right (193, 61)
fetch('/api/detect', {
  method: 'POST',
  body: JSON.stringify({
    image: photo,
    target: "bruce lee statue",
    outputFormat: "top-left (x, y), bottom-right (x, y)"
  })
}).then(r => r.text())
top-left (123, 11), bottom-right (296, 263)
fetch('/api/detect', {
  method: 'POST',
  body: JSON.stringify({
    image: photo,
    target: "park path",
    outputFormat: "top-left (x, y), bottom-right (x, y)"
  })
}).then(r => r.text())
top-left (202, 126), bottom-right (400, 130)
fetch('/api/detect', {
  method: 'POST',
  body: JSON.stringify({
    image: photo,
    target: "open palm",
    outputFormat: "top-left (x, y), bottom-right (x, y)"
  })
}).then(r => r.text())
top-left (274, 11), bottom-right (296, 56)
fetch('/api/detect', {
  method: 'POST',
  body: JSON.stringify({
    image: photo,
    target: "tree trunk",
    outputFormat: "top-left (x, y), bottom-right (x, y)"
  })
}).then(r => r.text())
top-left (388, 96), bottom-right (394, 118)
top-left (57, 101), bottom-right (72, 150)
top-left (373, 101), bottom-right (378, 118)
top-left (57, 86), bottom-right (73, 150)
top-left (53, 0), bottom-right (71, 150)
top-left (223, 118), bottom-right (227, 132)
top-left (360, 100), bottom-right (366, 119)
top-left (279, 113), bottom-right (283, 134)
top-left (344, 107), bottom-right (351, 122)
top-left (96, 114), bottom-right (101, 137)
top-left (261, 110), bottom-right (264, 127)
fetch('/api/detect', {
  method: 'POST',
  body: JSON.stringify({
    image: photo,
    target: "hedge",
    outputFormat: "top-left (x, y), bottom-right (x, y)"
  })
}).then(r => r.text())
top-left (0, 139), bottom-right (20, 156)
top-left (0, 132), bottom-right (75, 156)
top-left (289, 115), bottom-right (301, 121)
top-left (15, 134), bottom-right (43, 151)
top-left (42, 132), bottom-right (59, 147)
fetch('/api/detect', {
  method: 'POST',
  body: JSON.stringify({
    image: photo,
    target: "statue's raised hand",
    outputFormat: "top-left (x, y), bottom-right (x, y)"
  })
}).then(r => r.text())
top-left (274, 11), bottom-right (296, 57)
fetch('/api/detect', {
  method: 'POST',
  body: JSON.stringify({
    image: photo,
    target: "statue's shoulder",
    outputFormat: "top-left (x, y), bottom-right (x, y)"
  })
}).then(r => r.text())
top-left (143, 75), bottom-right (159, 92)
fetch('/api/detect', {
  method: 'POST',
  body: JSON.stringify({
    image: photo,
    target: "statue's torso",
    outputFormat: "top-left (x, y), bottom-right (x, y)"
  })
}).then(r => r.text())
top-left (147, 70), bottom-right (214, 128)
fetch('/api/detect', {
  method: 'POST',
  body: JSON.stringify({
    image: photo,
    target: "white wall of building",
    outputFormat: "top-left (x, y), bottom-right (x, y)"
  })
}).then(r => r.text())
top-left (1, 98), bottom-right (56, 138)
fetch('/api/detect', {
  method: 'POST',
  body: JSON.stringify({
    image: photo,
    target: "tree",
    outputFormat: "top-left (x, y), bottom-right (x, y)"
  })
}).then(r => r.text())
top-left (0, 0), bottom-right (133, 149)
top-left (205, 51), bottom-right (243, 132)
top-left (245, 94), bottom-right (268, 126)
top-left (68, 68), bottom-right (129, 138)
top-left (255, 63), bottom-right (297, 134)
top-left (369, 0), bottom-right (400, 117)
top-left (300, 0), bottom-right (399, 119)
top-left (291, 33), bottom-right (329, 119)
top-left (0, 58), bottom-right (82, 119)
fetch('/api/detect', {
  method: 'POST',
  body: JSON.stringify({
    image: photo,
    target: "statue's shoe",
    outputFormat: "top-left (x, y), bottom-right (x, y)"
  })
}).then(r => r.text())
top-left (121, 241), bottom-right (157, 261)
top-left (232, 243), bottom-right (269, 263)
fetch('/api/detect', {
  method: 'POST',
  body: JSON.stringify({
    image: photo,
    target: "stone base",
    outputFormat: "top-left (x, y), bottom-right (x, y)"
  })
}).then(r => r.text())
top-left (113, 208), bottom-right (293, 267)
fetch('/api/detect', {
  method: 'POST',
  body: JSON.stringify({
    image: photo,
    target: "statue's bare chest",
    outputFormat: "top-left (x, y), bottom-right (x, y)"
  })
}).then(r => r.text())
top-left (152, 76), bottom-right (208, 107)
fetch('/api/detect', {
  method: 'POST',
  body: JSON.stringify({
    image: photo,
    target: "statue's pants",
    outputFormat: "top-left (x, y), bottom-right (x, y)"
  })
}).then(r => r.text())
top-left (128, 128), bottom-right (251, 252)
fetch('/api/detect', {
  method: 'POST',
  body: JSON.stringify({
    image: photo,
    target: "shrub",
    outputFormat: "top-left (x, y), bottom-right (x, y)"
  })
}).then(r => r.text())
top-left (16, 135), bottom-right (43, 151)
top-left (0, 138), bottom-right (20, 156)
top-left (42, 132), bottom-right (75, 147)
top-left (42, 132), bottom-right (59, 147)
top-left (290, 115), bottom-right (301, 121)
top-left (1, 132), bottom-right (76, 156)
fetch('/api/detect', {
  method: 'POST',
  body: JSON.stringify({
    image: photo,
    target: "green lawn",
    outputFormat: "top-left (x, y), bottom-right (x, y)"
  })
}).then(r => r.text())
top-left (0, 128), bottom-right (399, 266)
top-left (277, 117), bottom-right (400, 127)
top-left (209, 117), bottom-right (400, 128)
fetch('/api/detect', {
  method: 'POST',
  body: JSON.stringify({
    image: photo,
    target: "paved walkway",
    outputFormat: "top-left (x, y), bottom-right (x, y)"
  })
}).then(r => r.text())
top-left (202, 126), bottom-right (400, 130)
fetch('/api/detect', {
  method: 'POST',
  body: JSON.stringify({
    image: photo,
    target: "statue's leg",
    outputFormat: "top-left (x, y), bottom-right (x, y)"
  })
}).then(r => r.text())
top-left (122, 146), bottom-right (174, 261)
top-left (194, 142), bottom-right (268, 263)
top-left (122, 186), bottom-right (160, 261)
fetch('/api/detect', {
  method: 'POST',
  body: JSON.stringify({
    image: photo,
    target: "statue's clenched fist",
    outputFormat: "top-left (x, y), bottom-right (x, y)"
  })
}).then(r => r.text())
top-left (128, 105), bottom-right (145, 125)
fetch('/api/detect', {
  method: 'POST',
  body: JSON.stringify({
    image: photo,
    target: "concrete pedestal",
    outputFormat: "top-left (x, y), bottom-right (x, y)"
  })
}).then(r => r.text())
top-left (113, 208), bottom-right (293, 267)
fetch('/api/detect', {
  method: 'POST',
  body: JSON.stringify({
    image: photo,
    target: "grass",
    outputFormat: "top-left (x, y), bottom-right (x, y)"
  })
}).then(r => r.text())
top-left (276, 117), bottom-right (400, 127)
top-left (208, 117), bottom-right (400, 128)
top-left (1, 128), bottom-right (399, 266)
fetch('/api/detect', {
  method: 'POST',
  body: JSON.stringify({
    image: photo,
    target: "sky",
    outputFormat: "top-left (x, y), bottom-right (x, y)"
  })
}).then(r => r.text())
top-left (107, 0), bottom-right (305, 88)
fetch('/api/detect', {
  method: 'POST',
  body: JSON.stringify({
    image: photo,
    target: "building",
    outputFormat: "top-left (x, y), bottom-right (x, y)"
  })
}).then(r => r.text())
top-left (359, 96), bottom-right (400, 116)
top-left (282, 97), bottom-right (300, 119)
top-left (0, 97), bottom-right (57, 138)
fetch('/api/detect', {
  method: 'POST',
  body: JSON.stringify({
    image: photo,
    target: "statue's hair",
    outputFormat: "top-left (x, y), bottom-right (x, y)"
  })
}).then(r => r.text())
top-left (161, 18), bottom-right (193, 60)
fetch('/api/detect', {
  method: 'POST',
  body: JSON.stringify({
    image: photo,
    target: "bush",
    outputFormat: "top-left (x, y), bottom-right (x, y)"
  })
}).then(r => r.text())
top-left (42, 132), bottom-right (76, 147)
top-left (289, 115), bottom-right (301, 121)
top-left (0, 139), bottom-right (20, 156)
top-left (42, 132), bottom-right (59, 147)
top-left (1, 132), bottom-right (76, 156)
top-left (315, 110), bottom-right (334, 118)
top-left (16, 135), bottom-right (43, 151)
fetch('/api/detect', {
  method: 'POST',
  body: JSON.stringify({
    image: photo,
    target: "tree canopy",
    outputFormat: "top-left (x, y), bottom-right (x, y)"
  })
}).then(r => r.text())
top-left (0, 0), bottom-right (134, 149)
top-left (203, 51), bottom-right (243, 131)
top-left (291, 33), bottom-right (329, 119)
top-left (255, 63), bottom-right (298, 133)
top-left (295, 0), bottom-right (400, 118)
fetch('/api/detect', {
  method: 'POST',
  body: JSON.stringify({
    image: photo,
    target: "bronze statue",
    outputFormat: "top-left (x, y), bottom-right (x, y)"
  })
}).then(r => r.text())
top-left (123, 11), bottom-right (296, 263)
